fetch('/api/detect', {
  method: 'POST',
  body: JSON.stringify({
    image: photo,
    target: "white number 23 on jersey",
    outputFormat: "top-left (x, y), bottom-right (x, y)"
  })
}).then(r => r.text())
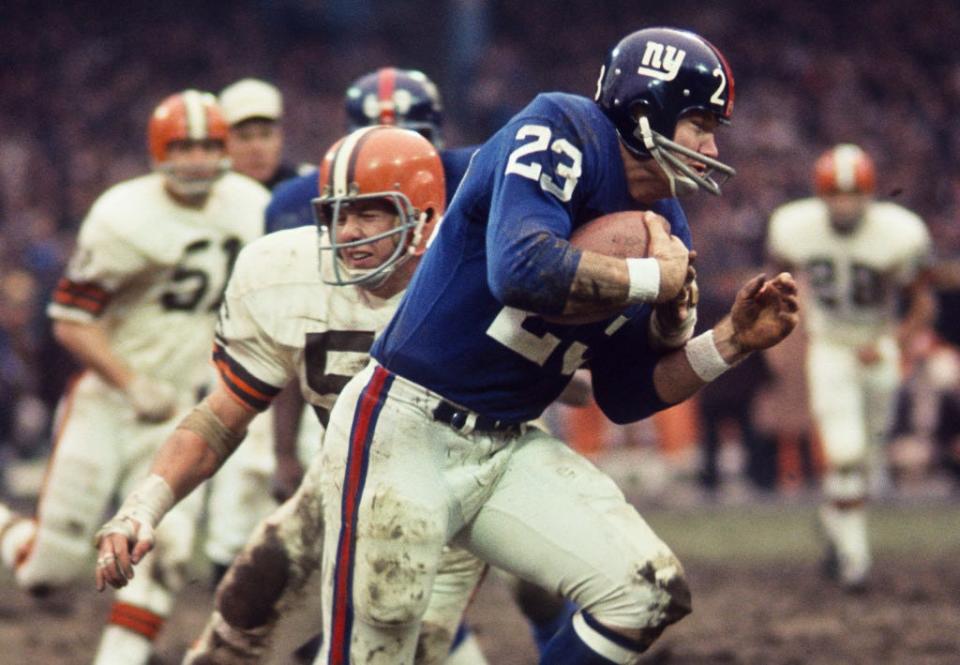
top-left (505, 125), bottom-right (582, 202)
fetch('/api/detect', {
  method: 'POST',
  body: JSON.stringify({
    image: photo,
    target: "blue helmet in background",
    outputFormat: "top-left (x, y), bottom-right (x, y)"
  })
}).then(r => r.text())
top-left (595, 27), bottom-right (736, 195)
top-left (344, 68), bottom-right (444, 147)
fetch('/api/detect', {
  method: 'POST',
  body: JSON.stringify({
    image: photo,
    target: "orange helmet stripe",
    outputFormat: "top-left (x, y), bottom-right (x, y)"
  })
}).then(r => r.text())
top-left (376, 67), bottom-right (397, 125)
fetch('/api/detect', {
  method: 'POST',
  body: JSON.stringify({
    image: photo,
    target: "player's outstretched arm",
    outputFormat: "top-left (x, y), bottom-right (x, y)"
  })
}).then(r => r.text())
top-left (94, 384), bottom-right (255, 591)
top-left (653, 272), bottom-right (799, 404)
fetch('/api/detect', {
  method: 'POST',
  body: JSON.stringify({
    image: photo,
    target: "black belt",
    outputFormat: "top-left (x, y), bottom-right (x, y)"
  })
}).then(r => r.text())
top-left (432, 400), bottom-right (521, 434)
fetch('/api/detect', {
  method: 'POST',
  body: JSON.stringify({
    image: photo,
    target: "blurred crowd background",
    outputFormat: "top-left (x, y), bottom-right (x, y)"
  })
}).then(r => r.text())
top-left (3, 0), bottom-right (960, 497)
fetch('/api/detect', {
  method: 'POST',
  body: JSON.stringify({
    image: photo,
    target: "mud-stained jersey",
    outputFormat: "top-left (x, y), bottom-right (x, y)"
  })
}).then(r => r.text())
top-left (48, 172), bottom-right (267, 391)
top-left (768, 198), bottom-right (931, 346)
top-left (213, 226), bottom-right (403, 426)
top-left (373, 92), bottom-right (692, 424)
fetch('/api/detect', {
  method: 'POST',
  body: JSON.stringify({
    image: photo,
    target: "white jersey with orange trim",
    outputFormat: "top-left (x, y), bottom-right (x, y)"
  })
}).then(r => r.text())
top-left (48, 171), bottom-right (268, 393)
top-left (213, 225), bottom-right (403, 426)
top-left (767, 198), bottom-right (931, 347)
top-left (7, 170), bottom-right (266, 617)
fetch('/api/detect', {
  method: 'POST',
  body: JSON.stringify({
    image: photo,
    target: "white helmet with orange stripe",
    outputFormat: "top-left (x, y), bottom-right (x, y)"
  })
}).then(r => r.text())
top-left (148, 89), bottom-right (230, 198)
top-left (813, 143), bottom-right (876, 233)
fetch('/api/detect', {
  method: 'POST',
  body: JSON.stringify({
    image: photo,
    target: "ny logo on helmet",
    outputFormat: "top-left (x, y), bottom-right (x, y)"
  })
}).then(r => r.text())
top-left (637, 41), bottom-right (686, 81)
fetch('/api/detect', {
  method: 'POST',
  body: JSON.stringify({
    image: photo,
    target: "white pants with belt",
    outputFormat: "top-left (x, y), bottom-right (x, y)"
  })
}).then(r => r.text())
top-left (318, 361), bottom-right (690, 665)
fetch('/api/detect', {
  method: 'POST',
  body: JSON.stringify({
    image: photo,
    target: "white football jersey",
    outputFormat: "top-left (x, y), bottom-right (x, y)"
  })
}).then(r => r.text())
top-left (213, 225), bottom-right (403, 426)
top-left (48, 172), bottom-right (268, 391)
top-left (767, 198), bottom-right (931, 345)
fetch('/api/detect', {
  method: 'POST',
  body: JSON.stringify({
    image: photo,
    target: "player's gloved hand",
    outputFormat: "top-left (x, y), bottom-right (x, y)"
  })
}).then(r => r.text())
top-left (729, 272), bottom-right (800, 352)
top-left (643, 213), bottom-right (690, 303)
top-left (650, 252), bottom-right (699, 349)
top-left (271, 454), bottom-right (304, 503)
top-left (125, 374), bottom-right (178, 423)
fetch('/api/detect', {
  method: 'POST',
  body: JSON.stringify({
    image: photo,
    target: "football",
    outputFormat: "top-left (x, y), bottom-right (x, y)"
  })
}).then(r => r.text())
top-left (543, 211), bottom-right (653, 325)
top-left (568, 210), bottom-right (652, 258)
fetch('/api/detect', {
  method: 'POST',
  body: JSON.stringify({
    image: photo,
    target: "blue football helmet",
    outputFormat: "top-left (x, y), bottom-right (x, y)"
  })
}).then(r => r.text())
top-left (344, 68), bottom-right (443, 147)
top-left (595, 27), bottom-right (736, 195)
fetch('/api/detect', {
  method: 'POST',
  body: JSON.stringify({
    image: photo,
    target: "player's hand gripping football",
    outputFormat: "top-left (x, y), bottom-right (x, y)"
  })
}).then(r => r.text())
top-left (730, 272), bottom-right (800, 352)
top-left (644, 213), bottom-right (690, 303)
top-left (93, 513), bottom-right (155, 591)
top-left (654, 251), bottom-right (699, 331)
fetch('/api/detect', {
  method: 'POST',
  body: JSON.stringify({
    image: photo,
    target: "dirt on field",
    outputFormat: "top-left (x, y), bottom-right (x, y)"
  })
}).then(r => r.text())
top-left (3, 548), bottom-right (960, 665)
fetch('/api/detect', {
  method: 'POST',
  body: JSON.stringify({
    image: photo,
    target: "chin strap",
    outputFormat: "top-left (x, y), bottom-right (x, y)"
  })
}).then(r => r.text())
top-left (634, 116), bottom-right (736, 196)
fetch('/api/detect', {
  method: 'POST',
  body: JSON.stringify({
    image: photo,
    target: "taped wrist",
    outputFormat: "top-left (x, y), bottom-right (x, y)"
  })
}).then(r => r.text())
top-left (649, 305), bottom-right (697, 350)
top-left (684, 329), bottom-right (733, 382)
top-left (176, 399), bottom-right (246, 463)
top-left (117, 473), bottom-right (175, 530)
top-left (625, 257), bottom-right (660, 304)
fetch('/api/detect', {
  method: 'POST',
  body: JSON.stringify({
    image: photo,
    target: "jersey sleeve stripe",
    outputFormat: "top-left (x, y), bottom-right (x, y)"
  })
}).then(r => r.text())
top-left (109, 602), bottom-right (165, 641)
top-left (52, 278), bottom-right (111, 316)
top-left (212, 343), bottom-right (281, 411)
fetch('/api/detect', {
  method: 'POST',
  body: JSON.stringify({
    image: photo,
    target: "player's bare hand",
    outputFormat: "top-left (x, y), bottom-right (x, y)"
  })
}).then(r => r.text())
top-left (93, 516), bottom-right (155, 591)
top-left (644, 213), bottom-right (690, 303)
top-left (654, 251), bottom-right (698, 329)
top-left (271, 455), bottom-right (304, 503)
top-left (730, 272), bottom-right (800, 352)
top-left (125, 374), bottom-right (178, 423)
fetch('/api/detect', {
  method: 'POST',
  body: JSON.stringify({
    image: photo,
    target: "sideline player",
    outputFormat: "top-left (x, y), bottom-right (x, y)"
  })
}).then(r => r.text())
top-left (314, 26), bottom-right (799, 664)
top-left (767, 143), bottom-right (933, 591)
top-left (0, 90), bottom-right (268, 665)
top-left (93, 127), bottom-right (487, 664)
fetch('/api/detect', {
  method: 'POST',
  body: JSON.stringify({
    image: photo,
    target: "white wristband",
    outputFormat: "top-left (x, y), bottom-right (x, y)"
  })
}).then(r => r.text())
top-left (684, 330), bottom-right (732, 382)
top-left (625, 257), bottom-right (660, 304)
top-left (117, 473), bottom-right (175, 529)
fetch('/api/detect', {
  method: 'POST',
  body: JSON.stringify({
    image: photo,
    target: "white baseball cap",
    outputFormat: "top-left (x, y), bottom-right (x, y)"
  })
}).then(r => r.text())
top-left (219, 78), bottom-right (283, 125)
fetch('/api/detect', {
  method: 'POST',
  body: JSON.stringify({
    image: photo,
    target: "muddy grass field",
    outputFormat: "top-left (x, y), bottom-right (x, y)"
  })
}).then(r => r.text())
top-left (3, 498), bottom-right (959, 664)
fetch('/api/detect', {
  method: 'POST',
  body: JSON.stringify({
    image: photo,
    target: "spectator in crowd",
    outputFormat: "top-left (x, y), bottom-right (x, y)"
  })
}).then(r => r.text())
top-left (219, 77), bottom-right (311, 190)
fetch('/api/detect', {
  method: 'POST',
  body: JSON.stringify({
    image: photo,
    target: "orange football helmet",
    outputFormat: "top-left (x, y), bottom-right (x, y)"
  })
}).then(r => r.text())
top-left (813, 143), bottom-right (876, 195)
top-left (148, 89), bottom-right (229, 196)
top-left (314, 126), bottom-right (445, 287)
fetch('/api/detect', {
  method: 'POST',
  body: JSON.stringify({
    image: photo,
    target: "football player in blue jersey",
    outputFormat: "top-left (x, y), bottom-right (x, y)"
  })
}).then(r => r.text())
top-left (267, 66), bottom-right (579, 657)
top-left (265, 67), bottom-right (476, 235)
top-left (317, 27), bottom-right (799, 665)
